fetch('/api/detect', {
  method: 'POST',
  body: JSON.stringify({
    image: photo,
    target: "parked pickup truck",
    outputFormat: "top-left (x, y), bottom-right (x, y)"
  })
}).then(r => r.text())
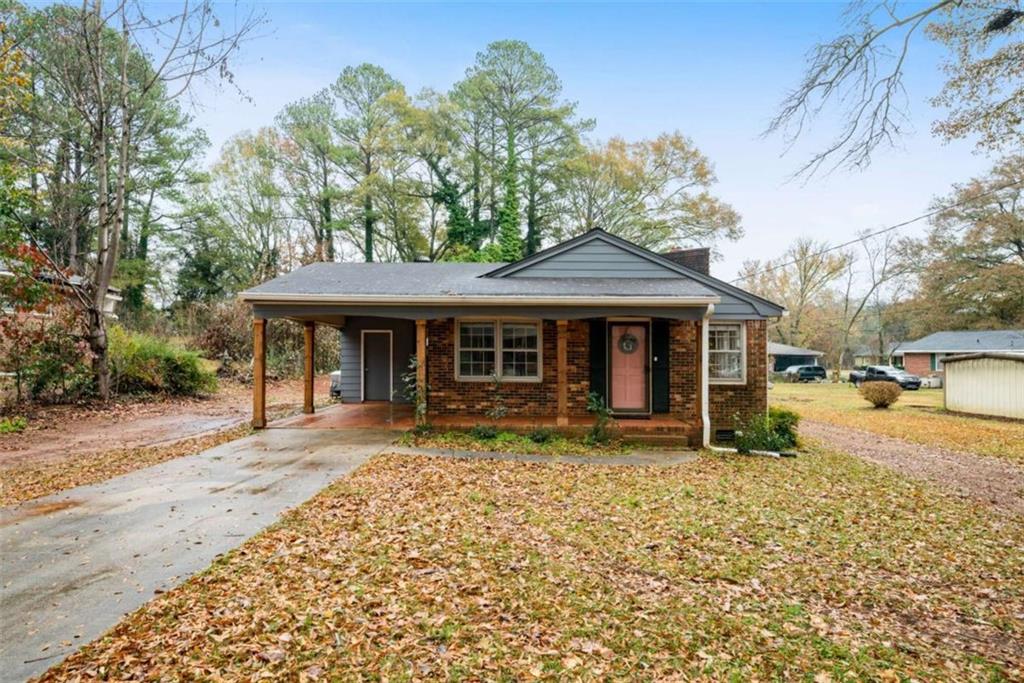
top-left (849, 365), bottom-right (922, 390)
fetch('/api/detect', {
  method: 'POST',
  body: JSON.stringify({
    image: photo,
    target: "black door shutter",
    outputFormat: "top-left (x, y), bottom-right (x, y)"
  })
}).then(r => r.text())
top-left (651, 319), bottom-right (670, 413)
top-left (589, 320), bottom-right (607, 405)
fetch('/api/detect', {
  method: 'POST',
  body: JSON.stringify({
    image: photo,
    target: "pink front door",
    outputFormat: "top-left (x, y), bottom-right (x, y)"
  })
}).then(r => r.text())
top-left (610, 324), bottom-right (648, 412)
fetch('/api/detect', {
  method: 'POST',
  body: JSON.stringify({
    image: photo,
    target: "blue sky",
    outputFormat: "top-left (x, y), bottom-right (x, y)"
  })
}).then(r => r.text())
top-left (188, 1), bottom-right (991, 278)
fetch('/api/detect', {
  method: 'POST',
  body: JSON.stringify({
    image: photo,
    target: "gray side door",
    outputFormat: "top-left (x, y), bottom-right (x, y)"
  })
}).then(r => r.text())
top-left (363, 332), bottom-right (392, 401)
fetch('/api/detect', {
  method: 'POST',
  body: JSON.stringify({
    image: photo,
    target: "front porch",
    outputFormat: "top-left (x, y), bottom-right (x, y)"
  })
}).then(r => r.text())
top-left (250, 314), bottom-right (713, 447)
top-left (268, 401), bottom-right (692, 444)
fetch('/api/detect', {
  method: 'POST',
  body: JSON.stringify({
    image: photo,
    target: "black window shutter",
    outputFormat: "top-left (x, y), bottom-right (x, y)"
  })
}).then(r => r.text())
top-left (651, 319), bottom-right (670, 413)
top-left (589, 320), bottom-right (607, 404)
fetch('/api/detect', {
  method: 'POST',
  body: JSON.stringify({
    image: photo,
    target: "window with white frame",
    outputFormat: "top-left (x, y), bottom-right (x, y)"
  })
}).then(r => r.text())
top-left (709, 323), bottom-right (745, 382)
top-left (457, 320), bottom-right (541, 381)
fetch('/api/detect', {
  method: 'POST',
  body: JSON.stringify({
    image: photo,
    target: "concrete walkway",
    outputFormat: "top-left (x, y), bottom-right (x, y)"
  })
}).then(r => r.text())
top-left (391, 445), bottom-right (699, 467)
top-left (0, 428), bottom-right (396, 683)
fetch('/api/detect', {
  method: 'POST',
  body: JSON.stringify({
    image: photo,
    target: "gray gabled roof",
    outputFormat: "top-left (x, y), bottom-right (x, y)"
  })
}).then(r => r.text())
top-left (240, 262), bottom-right (719, 301)
top-left (768, 342), bottom-right (824, 357)
top-left (483, 229), bottom-right (785, 317)
top-left (893, 330), bottom-right (1024, 354)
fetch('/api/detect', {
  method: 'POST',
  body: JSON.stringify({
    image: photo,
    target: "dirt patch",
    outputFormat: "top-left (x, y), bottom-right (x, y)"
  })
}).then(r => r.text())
top-left (0, 499), bottom-right (81, 527)
top-left (0, 377), bottom-right (330, 470)
top-left (800, 419), bottom-right (1024, 516)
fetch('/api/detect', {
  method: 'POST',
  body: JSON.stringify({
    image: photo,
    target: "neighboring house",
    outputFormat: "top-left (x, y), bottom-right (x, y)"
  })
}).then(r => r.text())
top-left (240, 229), bottom-right (785, 446)
top-left (768, 341), bottom-right (824, 372)
top-left (893, 330), bottom-right (1024, 375)
top-left (0, 265), bottom-right (122, 319)
top-left (943, 353), bottom-right (1024, 420)
top-left (852, 342), bottom-right (901, 368)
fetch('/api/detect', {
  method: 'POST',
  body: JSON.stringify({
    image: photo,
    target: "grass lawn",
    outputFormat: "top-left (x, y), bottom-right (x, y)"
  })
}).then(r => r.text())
top-left (772, 382), bottom-right (1024, 464)
top-left (42, 449), bottom-right (1023, 681)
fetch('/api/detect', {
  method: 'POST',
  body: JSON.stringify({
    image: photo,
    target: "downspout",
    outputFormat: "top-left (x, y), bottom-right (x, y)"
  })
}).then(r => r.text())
top-left (702, 303), bottom-right (714, 447)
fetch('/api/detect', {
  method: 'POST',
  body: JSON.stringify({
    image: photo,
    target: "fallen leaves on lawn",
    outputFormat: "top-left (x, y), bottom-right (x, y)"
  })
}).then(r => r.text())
top-left (0, 424), bottom-right (252, 506)
top-left (36, 446), bottom-right (1024, 681)
top-left (773, 382), bottom-right (1024, 464)
top-left (400, 430), bottom-right (631, 456)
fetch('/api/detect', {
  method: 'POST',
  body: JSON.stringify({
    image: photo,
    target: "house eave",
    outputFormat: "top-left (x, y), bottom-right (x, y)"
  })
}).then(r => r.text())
top-left (238, 292), bottom-right (721, 307)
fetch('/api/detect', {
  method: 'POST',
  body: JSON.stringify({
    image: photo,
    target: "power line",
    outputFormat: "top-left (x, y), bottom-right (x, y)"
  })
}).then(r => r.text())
top-left (730, 177), bottom-right (1024, 284)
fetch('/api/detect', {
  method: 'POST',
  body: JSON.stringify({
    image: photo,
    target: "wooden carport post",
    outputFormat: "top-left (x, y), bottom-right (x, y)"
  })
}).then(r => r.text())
top-left (415, 320), bottom-right (428, 425)
top-left (252, 318), bottom-right (267, 429)
top-left (303, 321), bottom-right (315, 414)
top-left (556, 320), bottom-right (569, 426)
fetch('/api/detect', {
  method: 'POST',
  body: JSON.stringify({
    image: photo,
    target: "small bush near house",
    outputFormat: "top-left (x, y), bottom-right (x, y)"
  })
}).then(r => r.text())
top-left (108, 326), bottom-right (217, 396)
top-left (734, 407), bottom-right (800, 454)
top-left (586, 392), bottom-right (614, 445)
top-left (469, 424), bottom-right (498, 440)
top-left (0, 416), bottom-right (28, 434)
top-left (859, 381), bottom-right (902, 409)
top-left (527, 426), bottom-right (555, 444)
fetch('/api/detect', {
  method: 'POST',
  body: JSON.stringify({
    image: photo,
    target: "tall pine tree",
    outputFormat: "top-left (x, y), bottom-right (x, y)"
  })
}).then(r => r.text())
top-left (496, 131), bottom-right (523, 262)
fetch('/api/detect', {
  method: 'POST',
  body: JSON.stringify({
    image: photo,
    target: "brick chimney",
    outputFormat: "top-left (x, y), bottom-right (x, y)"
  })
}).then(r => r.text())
top-left (661, 247), bottom-right (710, 276)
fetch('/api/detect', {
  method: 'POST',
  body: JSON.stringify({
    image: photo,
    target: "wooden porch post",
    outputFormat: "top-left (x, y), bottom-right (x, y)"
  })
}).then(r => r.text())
top-left (557, 320), bottom-right (569, 427)
top-left (415, 320), bottom-right (428, 425)
top-left (253, 318), bottom-right (267, 429)
top-left (303, 320), bottom-right (315, 414)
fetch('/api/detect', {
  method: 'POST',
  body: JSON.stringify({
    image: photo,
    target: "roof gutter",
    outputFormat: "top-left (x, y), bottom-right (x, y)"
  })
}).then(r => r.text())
top-left (238, 292), bottom-right (721, 306)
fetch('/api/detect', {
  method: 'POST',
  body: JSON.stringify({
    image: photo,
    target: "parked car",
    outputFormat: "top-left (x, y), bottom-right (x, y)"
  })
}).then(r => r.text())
top-left (782, 365), bottom-right (827, 382)
top-left (849, 365), bottom-right (921, 390)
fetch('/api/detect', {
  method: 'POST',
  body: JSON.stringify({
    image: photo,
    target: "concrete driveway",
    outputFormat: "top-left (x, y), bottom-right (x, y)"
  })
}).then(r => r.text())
top-left (0, 427), bottom-right (396, 682)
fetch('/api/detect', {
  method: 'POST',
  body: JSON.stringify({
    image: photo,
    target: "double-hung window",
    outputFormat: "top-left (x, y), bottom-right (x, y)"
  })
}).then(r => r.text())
top-left (457, 320), bottom-right (541, 381)
top-left (709, 323), bottom-right (745, 383)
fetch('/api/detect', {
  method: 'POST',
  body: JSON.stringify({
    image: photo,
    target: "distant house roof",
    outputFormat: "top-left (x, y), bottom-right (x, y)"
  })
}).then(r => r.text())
top-left (853, 342), bottom-right (901, 357)
top-left (893, 330), bottom-right (1024, 354)
top-left (768, 342), bottom-right (824, 357)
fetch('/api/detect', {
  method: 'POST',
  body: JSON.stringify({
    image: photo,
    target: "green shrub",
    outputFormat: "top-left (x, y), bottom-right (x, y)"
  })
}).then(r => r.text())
top-left (494, 431), bottom-right (520, 445)
top-left (859, 381), bottom-right (902, 408)
top-left (108, 326), bottom-right (217, 396)
top-left (0, 416), bottom-right (27, 434)
top-left (734, 408), bottom-right (800, 454)
top-left (586, 392), bottom-right (614, 445)
top-left (768, 406), bottom-right (800, 447)
top-left (469, 424), bottom-right (498, 440)
top-left (527, 426), bottom-right (555, 444)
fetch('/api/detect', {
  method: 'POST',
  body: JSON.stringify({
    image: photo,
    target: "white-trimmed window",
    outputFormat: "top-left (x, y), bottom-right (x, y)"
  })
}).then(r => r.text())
top-left (709, 323), bottom-right (745, 383)
top-left (457, 320), bottom-right (541, 381)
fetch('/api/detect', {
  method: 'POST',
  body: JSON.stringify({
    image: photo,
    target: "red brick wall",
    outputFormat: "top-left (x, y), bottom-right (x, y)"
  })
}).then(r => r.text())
top-left (426, 319), bottom-right (593, 417)
top-left (668, 320), bottom-right (701, 441)
top-left (708, 319), bottom-right (768, 434)
top-left (903, 352), bottom-right (932, 376)
top-left (423, 317), bottom-right (768, 436)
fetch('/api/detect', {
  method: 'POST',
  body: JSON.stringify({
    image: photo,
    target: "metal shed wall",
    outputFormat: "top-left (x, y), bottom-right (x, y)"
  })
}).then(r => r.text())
top-left (944, 356), bottom-right (1024, 420)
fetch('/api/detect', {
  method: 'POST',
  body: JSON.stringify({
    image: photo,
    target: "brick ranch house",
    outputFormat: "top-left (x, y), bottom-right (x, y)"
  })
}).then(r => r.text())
top-left (240, 229), bottom-right (785, 446)
top-left (893, 329), bottom-right (1024, 376)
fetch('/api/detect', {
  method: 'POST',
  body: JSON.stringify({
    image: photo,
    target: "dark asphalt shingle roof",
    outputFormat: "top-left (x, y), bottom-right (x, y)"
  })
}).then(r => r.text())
top-left (768, 342), bottom-right (824, 357)
top-left (895, 330), bottom-right (1024, 353)
top-left (241, 262), bottom-right (719, 299)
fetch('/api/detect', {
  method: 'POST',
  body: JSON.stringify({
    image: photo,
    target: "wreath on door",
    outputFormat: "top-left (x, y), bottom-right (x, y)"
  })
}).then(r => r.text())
top-left (618, 332), bottom-right (639, 354)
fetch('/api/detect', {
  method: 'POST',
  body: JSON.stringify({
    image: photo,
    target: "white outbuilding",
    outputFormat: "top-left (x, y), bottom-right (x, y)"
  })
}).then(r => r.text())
top-left (943, 352), bottom-right (1024, 420)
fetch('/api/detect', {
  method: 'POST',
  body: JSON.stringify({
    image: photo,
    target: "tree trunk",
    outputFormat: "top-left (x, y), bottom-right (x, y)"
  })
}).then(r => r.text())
top-left (363, 194), bottom-right (374, 262)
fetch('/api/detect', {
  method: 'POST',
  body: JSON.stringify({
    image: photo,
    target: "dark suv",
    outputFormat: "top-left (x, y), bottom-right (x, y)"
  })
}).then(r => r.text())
top-left (850, 365), bottom-right (921, 390)
top-left (782, 365), bottom-right (827, 382)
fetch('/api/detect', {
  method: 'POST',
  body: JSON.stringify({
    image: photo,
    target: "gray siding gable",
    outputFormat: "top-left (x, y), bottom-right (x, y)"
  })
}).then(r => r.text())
top-left (504, 238), bottom-right (681, 278)
top-left (484, 229), bottom-right (785, 319)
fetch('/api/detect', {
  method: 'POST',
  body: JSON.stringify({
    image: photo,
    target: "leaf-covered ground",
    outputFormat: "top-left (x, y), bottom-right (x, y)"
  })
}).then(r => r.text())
top-left (399, 429), bottom-right (631, 456)
top-left (40, 448), bottom-right (1023, 681)
top-left (772, 382), bottom-right (1024, 464)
